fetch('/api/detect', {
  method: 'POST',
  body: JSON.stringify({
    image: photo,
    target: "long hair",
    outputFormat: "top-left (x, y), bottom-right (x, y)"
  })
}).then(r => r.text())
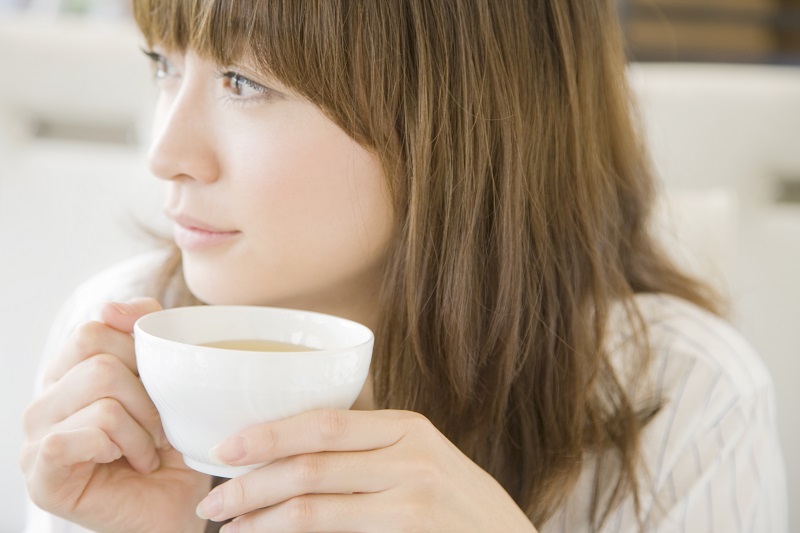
top-left (133, 0), bottom-right (719, 527)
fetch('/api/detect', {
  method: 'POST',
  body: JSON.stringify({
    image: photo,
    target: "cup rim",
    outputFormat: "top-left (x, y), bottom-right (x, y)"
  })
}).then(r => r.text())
top-left (133, 304), bottom-right (375, 354)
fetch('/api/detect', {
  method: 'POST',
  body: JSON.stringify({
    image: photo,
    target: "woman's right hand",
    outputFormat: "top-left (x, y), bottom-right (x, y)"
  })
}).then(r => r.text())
top-left (21, 298), bottom-right (211, 533)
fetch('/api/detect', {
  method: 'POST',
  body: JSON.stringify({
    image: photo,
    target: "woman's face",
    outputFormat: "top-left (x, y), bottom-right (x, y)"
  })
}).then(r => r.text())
top-left (146, 50), bottom-right (394, 322)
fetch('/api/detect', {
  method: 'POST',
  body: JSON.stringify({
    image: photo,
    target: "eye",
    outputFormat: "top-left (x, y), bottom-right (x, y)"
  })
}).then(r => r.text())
top-left (220, 71), bottom-right (271, 98)
top-left (141, 49), bottom-right (178, 80)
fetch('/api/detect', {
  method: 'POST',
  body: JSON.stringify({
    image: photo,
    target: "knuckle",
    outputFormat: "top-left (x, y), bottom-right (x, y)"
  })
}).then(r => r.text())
top-left (93, 398), bottom-right (125, 431)
top-left (257, 425), bottom-right (280, 454)
top-left (406, 411), bottom-right (432, 431)
top-left (85, 353), bottom-right (121, 391)
top-left (225, 477), bottom-right (250, 509)
top-left (317, 409), bottom-right (348, 443)
top-left (294, 453), bottom-right (324, 488)
top-left (404, 412), bottom-right (440, 446)
top-left (416, 463), bottom-right (439, 488)
top-left (72, 321), bottom-right (108, 355)
top-left (408, 456), bottom-right (443, 493)
top-left (38, 433), bottom-right (67, 462)
top-left (285, 495), bottom-right (317, 528)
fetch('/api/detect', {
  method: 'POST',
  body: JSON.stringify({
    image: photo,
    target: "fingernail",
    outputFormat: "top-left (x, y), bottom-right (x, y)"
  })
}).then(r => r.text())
top-left (196, 489), bottom-right (223, 520)
top-left (209, 435), bottom-right (247, 465)
top-left (109, 302), bottom-right (131, 316)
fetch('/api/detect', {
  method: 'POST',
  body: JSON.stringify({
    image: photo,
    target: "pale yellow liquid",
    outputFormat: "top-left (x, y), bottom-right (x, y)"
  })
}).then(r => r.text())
top-left (200, 339), bottom-right (318, 352)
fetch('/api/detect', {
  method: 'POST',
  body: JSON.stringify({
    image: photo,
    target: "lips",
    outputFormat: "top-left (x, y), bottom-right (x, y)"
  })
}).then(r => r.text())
top-left (166, 211), bottom-right (241, 252)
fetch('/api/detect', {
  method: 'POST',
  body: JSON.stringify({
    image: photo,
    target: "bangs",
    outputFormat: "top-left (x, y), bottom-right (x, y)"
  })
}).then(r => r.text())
top-left (133, 0), bottom-right (329, 81)
top-left (132, 0), bottom-right (401, 151)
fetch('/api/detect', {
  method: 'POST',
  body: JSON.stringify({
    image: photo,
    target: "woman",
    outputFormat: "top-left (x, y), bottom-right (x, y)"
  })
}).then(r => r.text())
top-left (21, 1), bottom-right (787, 532)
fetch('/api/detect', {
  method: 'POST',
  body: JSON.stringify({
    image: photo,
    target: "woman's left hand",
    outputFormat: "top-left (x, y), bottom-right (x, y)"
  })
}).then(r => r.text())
top-left (195, 409), bottom-right (538, 532)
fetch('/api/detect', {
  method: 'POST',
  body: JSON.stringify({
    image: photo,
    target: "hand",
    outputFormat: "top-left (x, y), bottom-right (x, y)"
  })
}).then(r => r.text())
top-left (196, 409), bottom-right (538, 532)
top-left (21, 298), bottom-right (210, 533)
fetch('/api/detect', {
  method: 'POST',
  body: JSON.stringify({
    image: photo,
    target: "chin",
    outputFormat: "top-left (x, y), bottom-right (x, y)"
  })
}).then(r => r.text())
top-left (183, 265), bottom-right (290, 308)
top-left (182, 264), bottom-right (249, 306)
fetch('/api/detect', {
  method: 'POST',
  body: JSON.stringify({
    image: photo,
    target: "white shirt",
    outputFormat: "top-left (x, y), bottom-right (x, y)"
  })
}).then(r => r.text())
top-left (542, 295), bottom-right (788, 532)
top-left (25, 251), bottom-right (789, 533)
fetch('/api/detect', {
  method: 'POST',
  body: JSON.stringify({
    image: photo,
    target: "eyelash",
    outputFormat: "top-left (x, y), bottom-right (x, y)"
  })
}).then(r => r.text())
top-left (216, 71), bottom-right (274, 106)
top-left (142, 49), bottom-right (173, 80)
top-left (141, 49), bottom-right (273, 106)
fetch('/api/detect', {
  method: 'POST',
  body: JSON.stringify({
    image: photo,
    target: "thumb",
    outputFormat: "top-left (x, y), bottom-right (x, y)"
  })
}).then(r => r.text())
top-left (100, 297), bottom-right (163, 333)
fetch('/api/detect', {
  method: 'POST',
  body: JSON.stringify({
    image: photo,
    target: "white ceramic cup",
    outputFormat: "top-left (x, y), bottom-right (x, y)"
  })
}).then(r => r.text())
top-left (134, 305), bottom-right (374, 478)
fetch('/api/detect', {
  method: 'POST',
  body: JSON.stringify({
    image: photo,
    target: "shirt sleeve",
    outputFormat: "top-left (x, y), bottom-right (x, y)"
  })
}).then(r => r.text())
top-left (640, 369), bottom-right (788, 532)
top-left (621, 297), bottom-right (789, 533)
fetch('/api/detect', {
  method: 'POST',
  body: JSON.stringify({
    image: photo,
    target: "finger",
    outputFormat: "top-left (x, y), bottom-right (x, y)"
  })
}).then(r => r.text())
top-left (25, 353), bottom-right (168, 449)
top-left (210, 409), bottom-right (424, 467)
top-left (227, 492), bottom-right (392, 533)
top-left (43, 298), bottom-right (162, 385)
top-left (197, 450), bottom-right (393, 522)
top-left (55, 397), bottom-right (161, 474)
top-left (99, 297), bottom-right (162, 334)
top-left (27, 427), bottom-right (122, 508)
top-left (44, 320), bottom-right (136, 385)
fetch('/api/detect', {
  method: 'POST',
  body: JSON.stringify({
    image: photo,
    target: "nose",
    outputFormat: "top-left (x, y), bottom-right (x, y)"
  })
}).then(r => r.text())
top-left (147, 74), bottom-right (220, 184)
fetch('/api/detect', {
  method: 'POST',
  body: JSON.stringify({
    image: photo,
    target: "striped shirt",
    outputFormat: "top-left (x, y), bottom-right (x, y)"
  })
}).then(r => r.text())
top-left (25, 252), bottom-right (788, 532)
top-left (542, 295), bottom-right (788, 532)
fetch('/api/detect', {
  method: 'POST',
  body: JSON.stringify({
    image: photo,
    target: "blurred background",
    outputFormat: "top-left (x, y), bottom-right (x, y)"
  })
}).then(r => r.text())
top-left (1, 0), bottom-right (799, 531)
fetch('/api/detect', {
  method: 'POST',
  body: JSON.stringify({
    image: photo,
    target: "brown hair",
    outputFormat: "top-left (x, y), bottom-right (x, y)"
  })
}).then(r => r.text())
top-left (133, 0), bottom-right (719, 528)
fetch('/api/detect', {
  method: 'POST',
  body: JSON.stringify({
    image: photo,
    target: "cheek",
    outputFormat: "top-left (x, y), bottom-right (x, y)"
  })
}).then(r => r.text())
top-left (182, 110), bottom-right (395, 308)
top-left (232, 124), bottom-right (393, 254)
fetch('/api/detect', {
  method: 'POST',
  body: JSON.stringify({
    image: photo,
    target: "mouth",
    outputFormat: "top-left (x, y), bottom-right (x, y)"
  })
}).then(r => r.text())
top-left (166, 211), bottom-right (241, 252)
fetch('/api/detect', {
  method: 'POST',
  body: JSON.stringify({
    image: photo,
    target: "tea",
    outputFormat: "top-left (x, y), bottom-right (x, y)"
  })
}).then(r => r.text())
top-left (200, 339), bottom-right (317, 352)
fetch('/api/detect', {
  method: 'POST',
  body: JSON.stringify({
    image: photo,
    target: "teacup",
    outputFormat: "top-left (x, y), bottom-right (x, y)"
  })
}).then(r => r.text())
top-left (133, 305), bottom-right (373, 478)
